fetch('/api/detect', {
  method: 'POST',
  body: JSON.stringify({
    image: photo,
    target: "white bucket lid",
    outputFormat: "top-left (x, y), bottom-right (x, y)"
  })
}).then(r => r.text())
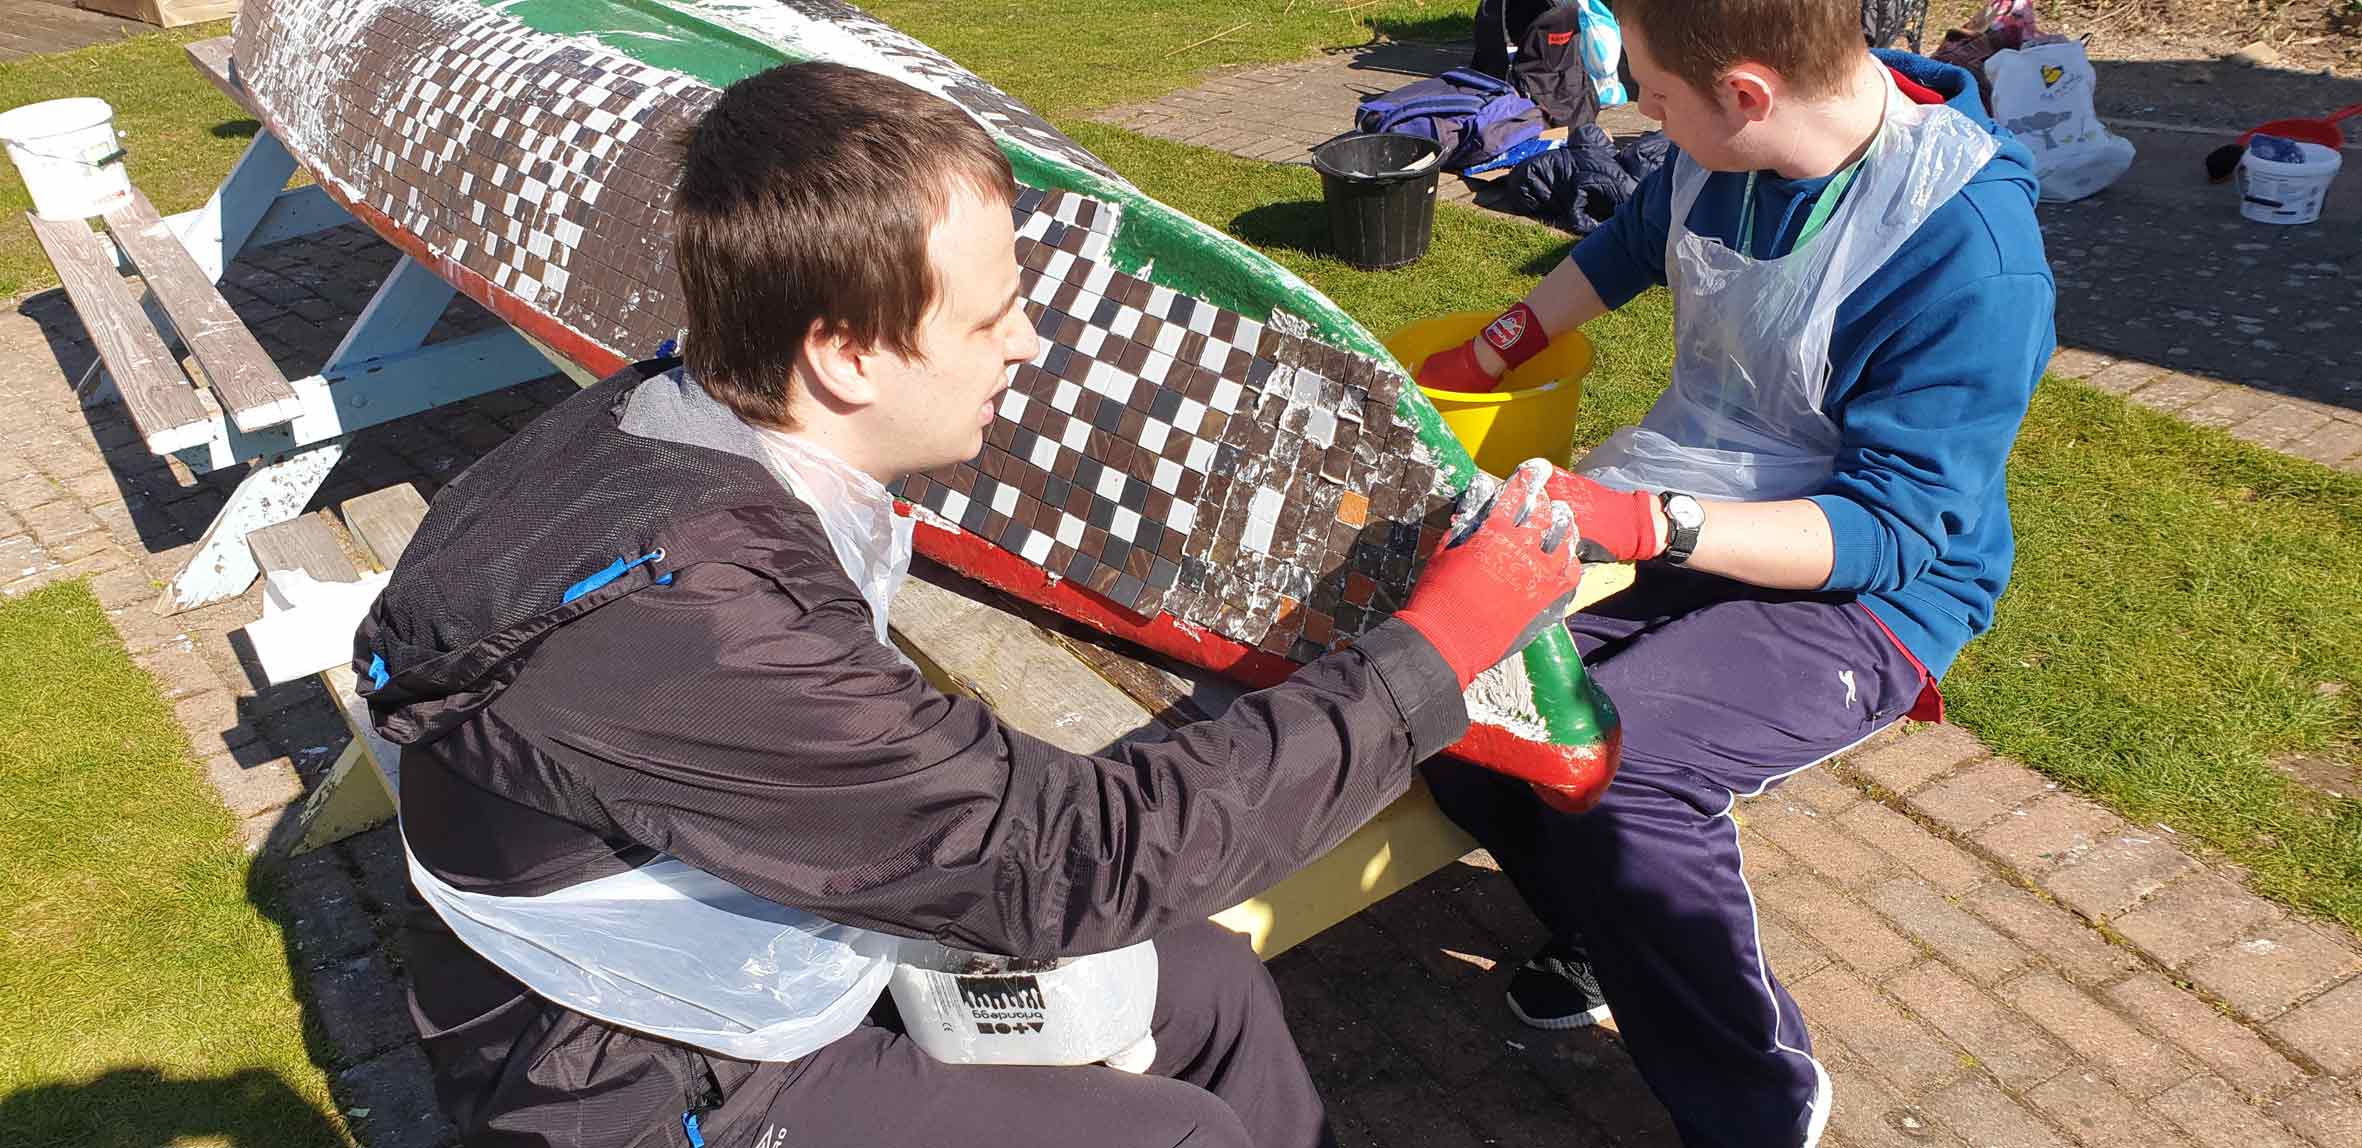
top-left (2242, 139), bottom-right (2343, 174)
top-left (0, 97), bottom-right (114, 145)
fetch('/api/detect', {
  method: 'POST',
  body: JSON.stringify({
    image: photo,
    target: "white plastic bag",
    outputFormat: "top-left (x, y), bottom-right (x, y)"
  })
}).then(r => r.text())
top-left (1984, 40), bottom-right (2134, 202)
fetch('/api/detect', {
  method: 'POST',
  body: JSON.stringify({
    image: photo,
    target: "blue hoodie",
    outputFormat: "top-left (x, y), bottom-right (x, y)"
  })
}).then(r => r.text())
top-left (1570, 51), bottom-right (2054, 680)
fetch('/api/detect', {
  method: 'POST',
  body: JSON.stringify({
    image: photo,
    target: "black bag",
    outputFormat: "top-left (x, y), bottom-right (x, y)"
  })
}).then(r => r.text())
top-left (1470, 0), bottom-right (1595, 129)
top-left (1511, 5), bottom-right (1597, 128)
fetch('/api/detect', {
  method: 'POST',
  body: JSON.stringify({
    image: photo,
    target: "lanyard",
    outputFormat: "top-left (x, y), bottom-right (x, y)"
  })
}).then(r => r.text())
top-left (1736, 158), bottom-right (1863, 259)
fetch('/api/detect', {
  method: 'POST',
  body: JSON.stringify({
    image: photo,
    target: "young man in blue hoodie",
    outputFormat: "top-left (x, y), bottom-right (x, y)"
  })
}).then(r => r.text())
top-left (1415, 2), bottom-right (2054, 1145)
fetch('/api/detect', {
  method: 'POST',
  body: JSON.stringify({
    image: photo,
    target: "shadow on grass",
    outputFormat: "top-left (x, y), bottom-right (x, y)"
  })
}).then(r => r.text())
top-left (213, 118), bottom-right (260, 140)
top-left (0, 1066), bottom-right (350, 1148)
top-left (1230, 197), bottom-right (1336, 260)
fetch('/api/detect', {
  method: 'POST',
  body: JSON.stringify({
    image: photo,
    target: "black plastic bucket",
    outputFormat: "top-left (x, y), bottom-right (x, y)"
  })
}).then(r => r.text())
top-left (1310, 132), bottom-right (1442, 270)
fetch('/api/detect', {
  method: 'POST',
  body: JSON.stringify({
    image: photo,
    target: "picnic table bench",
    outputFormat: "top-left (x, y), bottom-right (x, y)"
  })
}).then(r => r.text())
top-left (254, 482), bottom-right (1632, 958)
top-left (25, 37), bottom-right (556, 614)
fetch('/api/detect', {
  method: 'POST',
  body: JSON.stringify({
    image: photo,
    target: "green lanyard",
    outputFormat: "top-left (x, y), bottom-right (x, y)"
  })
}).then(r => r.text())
top-left (1736, 158), bottom-right (1863, 259)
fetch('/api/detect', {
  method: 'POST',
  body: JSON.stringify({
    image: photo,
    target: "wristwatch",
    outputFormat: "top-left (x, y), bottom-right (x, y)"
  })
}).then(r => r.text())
top-left (1658, 491), bottom-right (1705, 566)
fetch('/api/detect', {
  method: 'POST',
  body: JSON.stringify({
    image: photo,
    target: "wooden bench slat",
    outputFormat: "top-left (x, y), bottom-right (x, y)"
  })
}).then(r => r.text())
top-left (25, 212), bottom-right (213, 454)
top-left (105, 189), bottom-right (300, 432)
top-left (248, 514), bottom-right (362, 583)
top-left (341, 484), bottom-right (429, 571)
top-left (182, 37), bottom-right (253, 115)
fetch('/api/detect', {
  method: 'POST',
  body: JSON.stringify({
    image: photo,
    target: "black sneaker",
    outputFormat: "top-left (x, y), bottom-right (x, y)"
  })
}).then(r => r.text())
top-left (1505, 942), bottom-right (1612, 1030)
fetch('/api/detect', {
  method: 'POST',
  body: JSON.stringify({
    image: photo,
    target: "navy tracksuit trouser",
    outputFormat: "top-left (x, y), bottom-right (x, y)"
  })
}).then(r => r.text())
top-left (1424, 566), bottom-right (1926, 1148)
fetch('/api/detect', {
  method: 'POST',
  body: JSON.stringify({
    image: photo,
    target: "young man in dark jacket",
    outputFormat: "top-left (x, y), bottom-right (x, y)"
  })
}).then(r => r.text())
top-left (361, 62), bottom-right (1601, 1148)
top-left (1414, 1), bottom-right (2054, 1145)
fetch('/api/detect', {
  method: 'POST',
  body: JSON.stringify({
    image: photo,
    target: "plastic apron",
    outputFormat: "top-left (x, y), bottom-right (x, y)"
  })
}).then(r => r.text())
top-left (402, 429), bottom-right (919, 1063)
top-left (1576, 73), bottom-right (1998, 501)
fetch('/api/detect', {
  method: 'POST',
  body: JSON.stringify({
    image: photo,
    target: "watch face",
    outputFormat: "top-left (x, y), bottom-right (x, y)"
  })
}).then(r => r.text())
top-left (1667, 495), bottom-right (1706, 529)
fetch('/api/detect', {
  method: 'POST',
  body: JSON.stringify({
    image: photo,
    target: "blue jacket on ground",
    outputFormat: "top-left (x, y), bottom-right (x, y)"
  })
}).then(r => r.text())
top-left (1570, 50), bottom-right (2055, 680)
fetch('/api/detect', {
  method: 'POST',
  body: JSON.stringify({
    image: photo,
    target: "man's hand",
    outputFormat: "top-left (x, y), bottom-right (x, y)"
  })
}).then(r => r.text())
top-left (1395, 460), bottom-right (1586, 688)
top-left (1545, 468), bottom-right (1664, 564)
top-left (1415, 340), bottom-right (1505, 394)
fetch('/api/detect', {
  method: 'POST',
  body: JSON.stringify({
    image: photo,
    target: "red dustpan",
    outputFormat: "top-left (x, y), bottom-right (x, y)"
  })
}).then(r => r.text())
top-left (2209, 103), bottom-right (2361, 181)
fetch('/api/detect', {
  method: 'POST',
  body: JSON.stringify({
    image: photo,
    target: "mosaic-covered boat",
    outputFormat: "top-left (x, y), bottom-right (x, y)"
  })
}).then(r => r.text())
top-left (232, 0), bottom-right (1622, 802)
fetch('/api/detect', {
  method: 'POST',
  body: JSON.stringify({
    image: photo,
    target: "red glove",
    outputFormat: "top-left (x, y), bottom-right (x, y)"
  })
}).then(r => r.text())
top-left (1395, 460), bottom-right (1586, 688)
top-left (1415, 340), bottom-right (1503, 394)
top-left (1544, 468), bottom-right (1663, 564)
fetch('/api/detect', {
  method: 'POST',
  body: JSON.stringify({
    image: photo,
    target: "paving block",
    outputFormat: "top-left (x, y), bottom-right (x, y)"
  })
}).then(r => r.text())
top-left (2038, 832), bottom-right (2200, 922)
top-left (335, 1043), bottom-right (459, 1148)
top-left (2029, 1068), bottom-right (2202, 1148)
top-left (2111, 872), bottom-right (2286, 969)
top-left (2270, 1078), bottom-right (2362, 1148)
top-left (2046, 347), bottom-right (2116, 380)
top-left (1778, 767), bottom-right (1864, 814)
top-left (1964, 884), bottom-right (2142, 987)
top-left (203, 750), bottom-right (307, 820)
top-left (2180, 385), bottom-right (2280, 431)
top-left (1924, 1076), bottom-right (2075, 1148)
top-left (2153, 1074), bottom-right (2306, 1148)
top-left (2003, 970), bottom-right (2197, 1097)
top-left (1890, 962), bottom-right (2072, 1090)
top-left (2127, 372), bottom-right (2222, 414)
top-left (340, 824), bottom-right (419, 921)
top-left (1820, 1050), bottom-right (1968, 1148)
top-left (1868, 879), bottom-right (2031, 985)
top-left (1757, 909), bottom-right (1830, 983)
top-left (1844, 724), bottom-right (1987, 794)
top-left (1836, 802), bottom-right (1988, 895)
top-left (1758, 873), bottom-right (1922, 978)
top-left (274, 848), bottom-right (379, 968)
top-left (1749, 800), bottom-right (1892, 888)
top-left (1789, 967), bottom-right (1966, 1095)
top-left (1908, 758), bottom-right (2050, 835)
top-left (2184, 923), bottom-right (2362, 1022)
top-left (2267, 975), bottom-right (2362, 1077)
top-left (1972, 793), bottom-right (2123, 874)
top-left (2227, 400), bottom-right (2334, 450)
top-left (2282, 418), bottom-right (2362, 467)
top-left (2104, 973), bottom-right (2306, 1100)
top-left (306, 953), bottom-right (417, 1066)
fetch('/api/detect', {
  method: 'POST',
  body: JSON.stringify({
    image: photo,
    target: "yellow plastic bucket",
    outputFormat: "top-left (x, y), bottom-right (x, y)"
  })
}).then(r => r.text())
top-left (1384, 310), bottom-right (1594, 476)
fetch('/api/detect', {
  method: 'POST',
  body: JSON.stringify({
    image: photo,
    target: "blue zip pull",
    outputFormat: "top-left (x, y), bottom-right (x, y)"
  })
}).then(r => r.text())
top-left (682, 1111), bottom-right (706, 1148)
top-left (561, 548), bottom-right (667, 604)
top-left (367, 652), bottom-right (390, 689)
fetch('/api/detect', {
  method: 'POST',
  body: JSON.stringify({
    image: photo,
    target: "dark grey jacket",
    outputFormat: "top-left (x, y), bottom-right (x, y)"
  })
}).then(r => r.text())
top-left (360, 362), bottom-right (1469, 1146)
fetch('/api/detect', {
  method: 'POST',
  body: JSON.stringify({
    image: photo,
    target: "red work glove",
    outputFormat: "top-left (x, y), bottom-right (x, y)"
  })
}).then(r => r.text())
top-left (1415, 340), bottom-right (1503, 394)
top-left (1395, 459), bottom-right (1586, 689)
top-left (1544, 468), bottom-right (1664, 564)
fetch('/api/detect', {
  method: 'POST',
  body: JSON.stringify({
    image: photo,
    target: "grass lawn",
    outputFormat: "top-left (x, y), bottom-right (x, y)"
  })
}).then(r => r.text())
top-left (0, 583), bottom-right (350, 1147)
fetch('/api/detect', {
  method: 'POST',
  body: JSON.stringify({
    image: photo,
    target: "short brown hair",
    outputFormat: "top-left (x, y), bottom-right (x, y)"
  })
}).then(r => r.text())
top-left (672, 62), bottom-right (1017, 427)
top-left (1621, 0), bottom-right (1864, 101)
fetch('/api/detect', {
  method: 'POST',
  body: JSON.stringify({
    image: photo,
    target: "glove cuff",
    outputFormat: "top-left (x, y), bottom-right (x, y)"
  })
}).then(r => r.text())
top-left (1480, 302), bottom-right (1551, 370)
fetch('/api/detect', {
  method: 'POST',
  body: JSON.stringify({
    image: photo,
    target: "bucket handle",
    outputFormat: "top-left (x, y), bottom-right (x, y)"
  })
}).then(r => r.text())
top-left (7, 140), bottom-right (125, 166)
top-left (2327, 104), bottom-right (2362, 126)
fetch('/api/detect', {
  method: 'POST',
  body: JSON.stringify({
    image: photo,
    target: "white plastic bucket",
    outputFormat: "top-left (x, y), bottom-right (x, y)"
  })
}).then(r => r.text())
top-left (0, 97), bottom-right (131, 221)
top-left (2238, 140), bottom-right (2343, 225)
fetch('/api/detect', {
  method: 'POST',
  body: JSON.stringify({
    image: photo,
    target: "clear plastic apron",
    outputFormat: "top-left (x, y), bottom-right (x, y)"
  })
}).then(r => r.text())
top-left (402, 430), bottom-right (920, 1063)
top-left (1576, 75), bottom-right (1998, 500)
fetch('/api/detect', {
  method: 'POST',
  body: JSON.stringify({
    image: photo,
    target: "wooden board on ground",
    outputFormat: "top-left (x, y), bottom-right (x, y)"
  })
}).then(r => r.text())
top-left (247, 514), bottom-right (361, 586)
top-left (104, 189), bottom-right (301, 431)
top-left (340, 483), bottom-right (429, 570)
top-left (23, 211), bottom-right (212, 454)
top-left (75, 0), bottom-right (235, 28)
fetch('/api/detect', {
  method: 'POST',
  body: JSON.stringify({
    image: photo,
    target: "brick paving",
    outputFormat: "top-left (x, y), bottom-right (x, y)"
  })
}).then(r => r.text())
top-left (5, 69), bottom-right (2362, 1148)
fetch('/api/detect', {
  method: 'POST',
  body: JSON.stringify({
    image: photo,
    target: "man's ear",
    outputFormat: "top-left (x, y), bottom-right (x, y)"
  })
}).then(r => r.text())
top-left (1721, 62), bottom-right (1778, 123)
top-left (797, 319), bottom-right (880, 412)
